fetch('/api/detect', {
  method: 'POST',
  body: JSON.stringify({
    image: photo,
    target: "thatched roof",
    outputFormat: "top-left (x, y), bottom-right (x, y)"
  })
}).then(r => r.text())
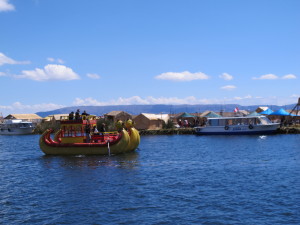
top-left (105, 111), bottom-right (130, 116)
top-left (44, 114), bottom-right (69, 121)
top-left (256, 107), bottom-right (269, 113)
top-left (139, 113), bottom-right (169, 123)
top-left (5, 114), bottom-right (42, 120)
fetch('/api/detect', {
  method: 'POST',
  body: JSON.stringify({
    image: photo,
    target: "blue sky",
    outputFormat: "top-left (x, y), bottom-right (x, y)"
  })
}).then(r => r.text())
top-left (0, 0), bottom-right (299, 115)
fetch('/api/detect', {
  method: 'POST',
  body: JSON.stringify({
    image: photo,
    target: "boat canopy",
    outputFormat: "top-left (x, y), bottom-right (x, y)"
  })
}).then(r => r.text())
top-left (259, 108), bottom-right (274, 115)
top-left (270, 108), bottom-right (291, 116)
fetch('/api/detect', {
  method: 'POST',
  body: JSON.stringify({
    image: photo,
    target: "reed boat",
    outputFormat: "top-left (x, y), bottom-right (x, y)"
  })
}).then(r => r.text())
top-left (39, 115), bottom-right (140, 155)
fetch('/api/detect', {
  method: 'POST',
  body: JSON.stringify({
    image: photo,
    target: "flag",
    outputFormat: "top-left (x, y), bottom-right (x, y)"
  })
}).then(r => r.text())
top-left (234, 107), bottom-right (239, 113)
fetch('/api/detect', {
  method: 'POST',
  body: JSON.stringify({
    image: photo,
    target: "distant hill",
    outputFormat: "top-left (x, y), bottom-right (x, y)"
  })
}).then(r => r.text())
top-left (35, 104), bottom-right (296, 117)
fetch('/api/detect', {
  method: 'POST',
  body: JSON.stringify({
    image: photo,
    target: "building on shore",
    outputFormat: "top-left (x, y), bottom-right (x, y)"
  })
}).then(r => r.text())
top-left (4, 114), bottom-right (43, 125)
top-left (133, 113), bottom-right (169, 130)
top-left (43, 114), bottom-right (69, 125)
top-left (104, 111), bottom-right (132, 123)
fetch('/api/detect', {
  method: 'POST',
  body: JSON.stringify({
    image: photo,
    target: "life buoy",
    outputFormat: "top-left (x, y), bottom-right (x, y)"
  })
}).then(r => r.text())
top-left (249, 124), bottom-right (254, 129)
top-left (224, 126), bottom-right (229, 130)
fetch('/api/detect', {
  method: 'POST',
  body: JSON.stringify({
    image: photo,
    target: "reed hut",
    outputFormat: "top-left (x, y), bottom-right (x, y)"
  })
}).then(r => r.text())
top-left (133, 113), bottom-right (169, 130)
top-left (43, 114), bottom-right (69, 125)
top-left (104, 111), bottom-right (132, 123)
top-left (256, 107), bottom-right (269, 113)
top-left (4, 114), bottom-right (42, 125)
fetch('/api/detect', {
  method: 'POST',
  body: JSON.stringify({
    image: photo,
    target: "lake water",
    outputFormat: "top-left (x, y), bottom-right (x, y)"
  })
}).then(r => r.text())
top-left (0, 134), bottom-right (299, 224)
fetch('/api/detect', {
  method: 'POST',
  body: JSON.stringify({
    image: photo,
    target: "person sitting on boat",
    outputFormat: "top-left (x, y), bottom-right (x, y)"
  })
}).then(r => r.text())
top-left (99, 123), bottom-right (106, 135)
top-left (75, 109), bottom-right (81, 120)
top-left (68, 111), bottom-right (74, 120)
top-left (92, 126), bottom-right (99, 134)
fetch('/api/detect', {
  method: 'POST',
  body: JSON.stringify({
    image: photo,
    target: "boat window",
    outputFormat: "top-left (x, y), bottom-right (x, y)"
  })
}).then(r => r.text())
top-left (75, 126), bottom-right (83, 136)
top-left (259, 117), bottom-right (271, 125)
top-left (210, 119), bottom-right (219, 126)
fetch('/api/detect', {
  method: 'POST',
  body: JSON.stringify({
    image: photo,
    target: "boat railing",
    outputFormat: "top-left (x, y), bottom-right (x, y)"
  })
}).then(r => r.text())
top-left (60, 115), bottom-right (99, 122)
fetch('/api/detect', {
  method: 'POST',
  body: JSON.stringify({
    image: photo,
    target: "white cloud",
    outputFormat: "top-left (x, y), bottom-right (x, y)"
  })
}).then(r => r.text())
top-left (0, 52), bottom-right (30, 66)
top-left (72, 95), bottom-right (300, 107)
top-left (252, 74), bottom-right (297, 80)
top-left (252, 74), bottom-right (278, 80)
top-left (47, 57), bottom-right (55, 62)
top-left (57, 59), bottom-right (65, 64)
top-left (0, 0), bottom-right (14, 12)
top-left (221, 85), bottom-right (236, 91)
top-left (0, 102), bottom-right (65, 115)
top-left (2, 95), bottom-right (298, 116)
top-left (0, 71), bottom-right (7, 76)
top-left (73, 96), bottom-right (220, 106)
top-left (233, 95), bottom-right (252, 100)
top-left (47, 57), bottom-right (65, 64)
top-left (15, 64), bottom-right (80, 81)
top-left (155, 71), bottom-right (209, 81)
top-left (282, 74), bottom-right (297, 79)
top-left (219, 73), bottom-right (233, 81)
top-left (290, 94), bottom-right (299, 98)
top-left (86, 73), bottom-right (100, 79)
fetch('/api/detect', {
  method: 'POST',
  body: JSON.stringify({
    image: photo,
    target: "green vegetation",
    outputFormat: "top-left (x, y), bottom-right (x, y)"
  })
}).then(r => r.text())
top-left (96, 118), bottom-right (115, 132)
top-left (162, 119), bottom-right (175, 129)
top-left (33, 122), bottom-right (60, 134)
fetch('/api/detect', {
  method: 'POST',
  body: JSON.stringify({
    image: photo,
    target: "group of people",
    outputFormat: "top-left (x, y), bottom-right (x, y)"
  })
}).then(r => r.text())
top-left (84, 122), bottom-right (106, 143)
top-left (69, 109), bottom-right (89, 120)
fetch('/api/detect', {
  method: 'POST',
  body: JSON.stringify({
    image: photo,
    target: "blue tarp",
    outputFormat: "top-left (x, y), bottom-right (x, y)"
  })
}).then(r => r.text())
top-left (270, 108), bottom-right (294, 116)
top-left (178, 112), bottom-right (196, 118)
top-left (259, 108), bottom-right (274, 115)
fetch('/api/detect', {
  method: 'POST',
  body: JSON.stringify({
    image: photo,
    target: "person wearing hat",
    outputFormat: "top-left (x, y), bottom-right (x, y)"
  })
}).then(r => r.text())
top-left (75, 109), bottom-right (81, 120)
top-left (68, 111), bottom-right (74, 120)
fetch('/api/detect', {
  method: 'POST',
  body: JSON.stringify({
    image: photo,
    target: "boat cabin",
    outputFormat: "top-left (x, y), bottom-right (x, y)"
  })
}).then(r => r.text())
top-left (206, 116), bottom-right (272, 127)
top-left (59, 115), bottom-right (99, 143)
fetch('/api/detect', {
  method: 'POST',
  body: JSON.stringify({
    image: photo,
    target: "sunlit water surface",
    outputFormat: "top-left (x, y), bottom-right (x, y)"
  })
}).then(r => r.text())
top-left (0, 134), bottom-right (299, 224)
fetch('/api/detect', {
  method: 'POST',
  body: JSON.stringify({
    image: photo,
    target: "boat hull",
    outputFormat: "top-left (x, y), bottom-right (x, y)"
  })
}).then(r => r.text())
top-left (195, 124), bottom-right (280, 135)
top-left (39, 128), bottom-right (140, 155)
top-left (0, 127), bottom-right (34, 135)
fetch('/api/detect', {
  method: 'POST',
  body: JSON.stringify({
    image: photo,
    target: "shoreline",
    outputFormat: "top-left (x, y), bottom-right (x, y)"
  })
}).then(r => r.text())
top-left (32, 127), bottom-right (300, 135)
top-left (139, 127), bottom-right (300, 135)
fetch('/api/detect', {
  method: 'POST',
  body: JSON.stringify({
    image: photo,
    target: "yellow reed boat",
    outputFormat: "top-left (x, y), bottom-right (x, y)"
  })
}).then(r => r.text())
top-left (39, 115), bottom-right (140, 155)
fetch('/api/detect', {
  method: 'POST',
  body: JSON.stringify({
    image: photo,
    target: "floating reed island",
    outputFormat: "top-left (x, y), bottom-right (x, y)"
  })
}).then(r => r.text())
top-left (139, 127), bottom-right (300, 135)
top-left (277, 126), bottom-right (300, 134)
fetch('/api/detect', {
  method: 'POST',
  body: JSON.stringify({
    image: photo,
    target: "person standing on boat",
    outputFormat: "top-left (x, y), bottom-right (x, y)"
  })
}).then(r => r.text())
top-left (85, 122), bottom-right (91, 143)
top-left (75, 109), bottom-right (81, 120)
top-left (68, 111), bottom-right (74, 120)
top-left (82, 110), bottom-right (88, 115)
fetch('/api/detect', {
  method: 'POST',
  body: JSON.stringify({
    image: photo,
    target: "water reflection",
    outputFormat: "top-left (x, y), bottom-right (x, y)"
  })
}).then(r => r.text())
top-left (41, 152), bottom-right (140, 170)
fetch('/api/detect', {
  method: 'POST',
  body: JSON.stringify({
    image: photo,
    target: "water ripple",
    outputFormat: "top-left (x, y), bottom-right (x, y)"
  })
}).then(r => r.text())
top-left (0, 134), bottom-right (299, 224)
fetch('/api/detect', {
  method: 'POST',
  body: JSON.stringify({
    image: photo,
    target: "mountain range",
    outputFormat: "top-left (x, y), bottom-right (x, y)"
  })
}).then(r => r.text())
top-left (36, 104), bottom-right (296, 118)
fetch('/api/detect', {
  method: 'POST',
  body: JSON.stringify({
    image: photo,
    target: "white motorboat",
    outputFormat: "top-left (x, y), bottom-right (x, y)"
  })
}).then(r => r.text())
top-left (0, 119), bottom-right (34, 135)
top-left (194, 115), bottom-right (280, 135)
